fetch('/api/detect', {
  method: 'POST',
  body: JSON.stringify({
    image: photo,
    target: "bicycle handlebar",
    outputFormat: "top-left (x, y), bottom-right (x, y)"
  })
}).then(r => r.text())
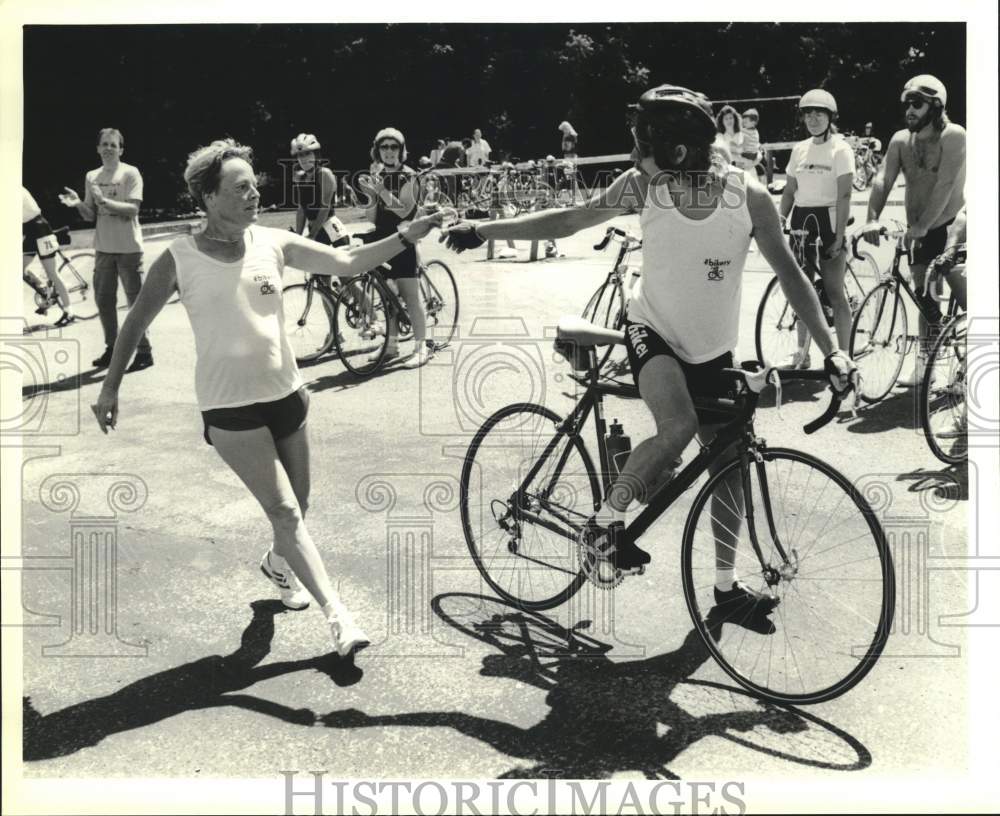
top-left (593, 226), bottom-right (639, 251)
top-left (721, 367), bottom-right (849, 435)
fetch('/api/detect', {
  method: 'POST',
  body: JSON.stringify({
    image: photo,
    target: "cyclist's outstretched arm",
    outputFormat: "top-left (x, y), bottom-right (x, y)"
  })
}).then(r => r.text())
top-left (747, 180), bottom-right (839, 357)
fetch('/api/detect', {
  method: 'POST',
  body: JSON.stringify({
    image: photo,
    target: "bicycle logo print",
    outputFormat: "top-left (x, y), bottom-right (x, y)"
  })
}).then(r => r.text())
top-left (704, 258), bottom-right (731, 281)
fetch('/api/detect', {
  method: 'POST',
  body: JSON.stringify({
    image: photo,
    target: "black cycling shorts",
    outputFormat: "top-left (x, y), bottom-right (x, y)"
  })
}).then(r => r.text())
top-left (22, 214), bottom-right (54, 254)
top-left (790, 206), bottom-right (837, 275)
top-left (624, 322), bottom-right (734, 400)
top-left (360, 231), bottom-right (418, 279)
top-left (911, 219), bottom-right (955, 266)
top-left (202, 387), bottom-right (309, 446)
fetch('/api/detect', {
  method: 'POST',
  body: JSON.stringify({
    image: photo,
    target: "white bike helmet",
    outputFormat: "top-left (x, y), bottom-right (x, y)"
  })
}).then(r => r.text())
top-left (901, 75), bottom-right (947, 107)
top-left (290, 133), bottom-right (321, 155)
top-left (798, 89), bottom-right (838, 115)
top-left (371, 127), bottom-right (408, 162)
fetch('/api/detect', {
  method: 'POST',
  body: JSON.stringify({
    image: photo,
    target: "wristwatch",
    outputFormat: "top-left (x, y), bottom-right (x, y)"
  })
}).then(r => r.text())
top-left (397, 226), bottom-right (414, 247)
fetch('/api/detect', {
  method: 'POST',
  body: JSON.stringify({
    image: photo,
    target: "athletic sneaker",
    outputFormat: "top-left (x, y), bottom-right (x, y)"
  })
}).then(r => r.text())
top-left (583, 518), bottom-right (650, 570)
top-left (369, 346), bottom-right (401, 365)
top-left (403, 345), bottom-right (433, 369)
top-left (899, 355), bottom-right (930, 388)
top-left (92, 347), bottom-right (113, 369)
top-left (328, 610), bottom-right (371, 658)
top-left (713, 580), bottom-right (778, 615)
top-left (259, 551), bottom-right (311, 610)
top-left (496, 247), bottom-right (517, 259)
top-left (53, 312), bottom-right (76, 328)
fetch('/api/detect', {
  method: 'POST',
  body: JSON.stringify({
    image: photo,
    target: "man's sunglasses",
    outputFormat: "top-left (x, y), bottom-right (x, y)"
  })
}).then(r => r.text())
top-left (379, 143), bottom-right (401, 151)
top-left (902, 96), bottom-right (929, 111)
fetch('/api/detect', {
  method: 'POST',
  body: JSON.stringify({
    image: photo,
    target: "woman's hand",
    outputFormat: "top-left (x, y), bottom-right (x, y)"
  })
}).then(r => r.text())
top-left (401, 210), bottom-right (448, 242)
top-left (91, 389), bottom-right (119, 434)
top-left (59, 187), bottom-right (82, 207)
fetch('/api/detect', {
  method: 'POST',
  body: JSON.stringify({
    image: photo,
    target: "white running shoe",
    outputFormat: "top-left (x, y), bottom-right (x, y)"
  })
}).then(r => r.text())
top-left (328, 610), bottom-right (371, 658)
top-left (259, 552), bottom-right (311, 610)
top-left (899, 356), bottom-right (929, 388)
top-left (496, 247), bottom-right (517, 259)
top-left (403, 345), bottom-right (434, 369)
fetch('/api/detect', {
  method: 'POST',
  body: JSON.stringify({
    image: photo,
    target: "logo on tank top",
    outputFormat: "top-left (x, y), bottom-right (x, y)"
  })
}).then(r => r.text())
top-left (704, 258), bottom-right (731, 281)
top-left (255, 274), bottom-right (277, 296)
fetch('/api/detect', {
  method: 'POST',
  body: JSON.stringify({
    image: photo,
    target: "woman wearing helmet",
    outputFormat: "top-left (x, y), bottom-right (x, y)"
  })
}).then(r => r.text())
top-left (778, 88), bottom-right (856, 366)
top-left (290, 133), bottom-right (349, 249)
top-left (443, 84), bottom-right (853, 587)
top-left (357, 126), bottom-right (431, 369)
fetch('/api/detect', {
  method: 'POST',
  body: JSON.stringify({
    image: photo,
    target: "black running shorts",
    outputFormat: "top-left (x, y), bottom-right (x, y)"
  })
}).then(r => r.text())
top-left (202, 387), bottom-right (310, 446)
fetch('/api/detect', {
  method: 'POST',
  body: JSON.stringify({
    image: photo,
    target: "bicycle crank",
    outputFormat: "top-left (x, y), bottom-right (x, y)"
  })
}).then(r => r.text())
top-left (576, 527), bottom-right (643, 590)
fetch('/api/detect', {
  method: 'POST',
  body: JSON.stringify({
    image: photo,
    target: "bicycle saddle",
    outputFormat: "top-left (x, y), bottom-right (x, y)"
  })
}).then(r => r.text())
top-left (556, 316), bottom-right (625, 347)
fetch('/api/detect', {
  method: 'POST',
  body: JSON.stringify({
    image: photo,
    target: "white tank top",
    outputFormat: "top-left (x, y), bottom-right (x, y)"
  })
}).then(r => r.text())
top-left (169, 226), bottom-right (302, 410)
top-left (628, 169), bottom-right (753, 363)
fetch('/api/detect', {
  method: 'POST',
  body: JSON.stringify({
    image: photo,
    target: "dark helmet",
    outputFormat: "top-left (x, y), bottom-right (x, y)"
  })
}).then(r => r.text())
top-left (631, 84), bottom-right (717, 144)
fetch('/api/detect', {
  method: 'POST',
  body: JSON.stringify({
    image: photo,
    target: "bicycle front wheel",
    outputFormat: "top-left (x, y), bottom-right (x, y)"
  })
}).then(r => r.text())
top-left (850, 281), bottom-right (908, 403)
top-left (681, 448), bottom-right (893, 705)
top-left (58, 251), bottom-right (99, 320)
top-left (754, 275), bottom-right (800, 367)
top-left (460, 403), bottom-right (597, 611)
top-left (420, 260), bottom-right (459, 349)
top-left (921, 314), bottom-right (967, 464)
top-left (332, 274), bottom-right (391, 377)
top-left (282, 283), bottom-right (335, 363)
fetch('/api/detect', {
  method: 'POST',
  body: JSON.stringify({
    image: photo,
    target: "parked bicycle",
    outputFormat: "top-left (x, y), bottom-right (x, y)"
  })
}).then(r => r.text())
top-left (754, 216), bottom-right (878, 367)
top-left (848, 221), bottom-right (963, 407)
top-left (22, 226), bottom-right (99, 321)
top-left (459, 315), bottom-right (893, 705)
top-left (580, 225), bottom-right (642, 372)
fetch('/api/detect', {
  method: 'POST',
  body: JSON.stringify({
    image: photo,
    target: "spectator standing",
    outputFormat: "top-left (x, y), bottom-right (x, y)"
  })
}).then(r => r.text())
top-left (466, 129), bottom-right (492, 167)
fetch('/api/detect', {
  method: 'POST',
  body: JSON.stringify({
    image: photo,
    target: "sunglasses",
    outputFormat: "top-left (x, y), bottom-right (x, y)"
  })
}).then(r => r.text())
top-left (902, 97), bottom-right (929, 111)
top-left (801, 108), bottom-right (830, 117)
top-left (379, 143), bottom-right (400, 151)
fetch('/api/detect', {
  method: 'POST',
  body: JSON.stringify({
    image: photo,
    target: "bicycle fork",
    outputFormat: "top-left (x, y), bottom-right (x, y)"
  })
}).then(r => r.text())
top-left (739, 441), bottom-right (797, 590)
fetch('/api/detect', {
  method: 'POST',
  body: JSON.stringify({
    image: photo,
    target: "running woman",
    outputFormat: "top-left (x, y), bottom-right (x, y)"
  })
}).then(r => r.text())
top-left (357, 127), bottom-right (433, 369)
top-left (778, 89), bottom-right (856, 366)
top-left (863, 75), bottom-right (966, 386)
top-left (90, 139), bottom-right (445, 658)
top-left (22, 187), bottom-right (75, 326)
top-left (444, 85), bottom-right (855, 616)
top-left (290, 133), bottom-right (350, 248)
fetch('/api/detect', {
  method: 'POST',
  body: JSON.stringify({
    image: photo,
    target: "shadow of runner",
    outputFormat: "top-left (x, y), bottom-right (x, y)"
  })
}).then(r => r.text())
top-left (23, 600), bottom-right (359, 762)
top-left (317, 593), bottom-right (872, 779)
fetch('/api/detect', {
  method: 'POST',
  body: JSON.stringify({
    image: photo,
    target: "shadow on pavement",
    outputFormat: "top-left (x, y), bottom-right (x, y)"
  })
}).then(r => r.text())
top-left (317, 593), bottom-right (873, 779)
top-left (23, 600), bottom-right (360, 762)
top-left (843, 390), bottom-right (917, 434)
top-left (302, 352), bottom-right (421, 394)
top-left (897, 463), bottom-right (968, 502)
top-left (22, 366), bottom-right (107, 400)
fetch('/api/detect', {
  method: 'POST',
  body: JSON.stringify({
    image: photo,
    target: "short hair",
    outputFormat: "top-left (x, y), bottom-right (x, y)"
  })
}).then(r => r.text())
top-left (715, 106), bottom-right (741, 134)
top-left (183, 138), bottom-right (254, 208)
top-left (98, 128), bottom-right (124, 149)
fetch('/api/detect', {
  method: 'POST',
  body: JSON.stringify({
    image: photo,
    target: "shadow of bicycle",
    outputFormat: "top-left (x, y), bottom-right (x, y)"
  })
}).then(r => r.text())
top-left (319, 593), bottom-right (873, 779)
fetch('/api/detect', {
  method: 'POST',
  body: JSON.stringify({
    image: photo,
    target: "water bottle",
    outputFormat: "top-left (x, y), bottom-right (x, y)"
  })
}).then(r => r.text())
top-left (606, 419), bottom-right (632, 480)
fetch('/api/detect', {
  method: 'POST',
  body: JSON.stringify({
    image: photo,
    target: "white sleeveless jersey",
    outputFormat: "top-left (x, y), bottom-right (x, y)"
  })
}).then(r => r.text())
top-left (628, 169), bottom-right (754, 363)
top-left (169, 226), bottom-right (302, 410)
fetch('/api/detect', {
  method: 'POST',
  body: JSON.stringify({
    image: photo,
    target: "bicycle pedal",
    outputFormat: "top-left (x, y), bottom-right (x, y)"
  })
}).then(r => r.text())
top-left (620, 565), bottom-right (645, 577)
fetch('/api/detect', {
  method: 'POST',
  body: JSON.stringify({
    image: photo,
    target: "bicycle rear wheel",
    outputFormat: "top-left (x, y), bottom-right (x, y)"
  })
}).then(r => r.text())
top-left (581, 277), bottom-right (626, 372)
top-left (921, 314), bottom-right (967, 464)
top-left (420, 260), bottom-right (460, 349)
top-left (58, 251), bottom-right (99, 320)
top-left (681, 447), bottom-right (893, 704)
top-left (282, 282), bottom-right (335, 363)
top-left (754, 275), bottom-right (800, 366)
top-left (850, 281), bottom-right (908, 403)
top-left (332, 274), bottom-right (391, 377)
top-left (460, 403), bottom-right (597, 611)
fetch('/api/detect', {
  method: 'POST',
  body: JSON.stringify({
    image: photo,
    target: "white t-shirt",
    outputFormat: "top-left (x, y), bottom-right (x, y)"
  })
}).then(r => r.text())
top-left (466, 139), bottom-right (492, 167)
top-left (169, 226), bottom-right (302, 410)
top-left (786, 135), bottom-right (855, 207)
top-left (22, 187), bottom-right (41, 223)
top-left (628, 169), bottom-right (754, 363)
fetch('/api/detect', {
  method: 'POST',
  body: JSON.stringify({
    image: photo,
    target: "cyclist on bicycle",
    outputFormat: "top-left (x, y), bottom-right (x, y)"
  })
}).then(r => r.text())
top-left (863, 74), bottom-right (966, 386)
top-left (290, 133), bottom-right (350, 249)
top-left (860, 122), bottom-right (883, 166)
top-left (22, 187), bottom-right (75, 326)
top-left (444, 84), bottom-right (855, 612)
top-left (357, 127), bottom-right (432, 369)
top-left (777, 89), bottom-right (856, 367)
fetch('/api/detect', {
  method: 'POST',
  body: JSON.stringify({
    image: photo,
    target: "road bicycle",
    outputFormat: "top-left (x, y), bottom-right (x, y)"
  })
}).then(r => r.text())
top-left (580, 226), bottom-right (642, 371)
top-left (848, 221), bottom-right (963, 407)
top-left (329, 258), bottom-right (459, 377)
top-left (22, 226), bottom-right (99, 320)
top-left (754, 216), bottom-right (878, 367)
top-left (918, 248), bottom-right (967, 464)
top-left (459, 315), bottom-right (893, 705)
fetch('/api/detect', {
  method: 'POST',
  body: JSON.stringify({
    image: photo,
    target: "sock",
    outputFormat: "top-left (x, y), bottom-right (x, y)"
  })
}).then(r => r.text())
top-left (715, 568), bottom-right (736, 592)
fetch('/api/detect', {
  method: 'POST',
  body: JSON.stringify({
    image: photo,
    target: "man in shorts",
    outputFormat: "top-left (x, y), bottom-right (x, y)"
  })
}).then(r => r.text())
top-left (444, 84), bottom-right (855, 616)
top-left (863, 75), bottom-right (966, 385)
top-left (22, 187), bottom-right (75, 327)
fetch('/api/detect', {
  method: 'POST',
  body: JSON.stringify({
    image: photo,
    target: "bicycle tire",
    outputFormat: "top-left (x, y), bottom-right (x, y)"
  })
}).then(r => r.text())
top-left (921, 313), bottom-right (967, 464)
top-left (754, 275), bottom-right (800, 366)
top-left (681, 447), bottom-right (894, 705)
top-left (332, 273), bottom-right (391, 377)
top-left (282, 282), bottom-right (335, 363)
top-left (581, 277), bottom-right (627, 371)
top-left (58, 251), bottom-right (99, 320)
top-left (460, 403), bottom-right (597, 611)
top-left (420, 259), bottom-right (460, 349)
top-left (849, 280), bottom-right (908, 403)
